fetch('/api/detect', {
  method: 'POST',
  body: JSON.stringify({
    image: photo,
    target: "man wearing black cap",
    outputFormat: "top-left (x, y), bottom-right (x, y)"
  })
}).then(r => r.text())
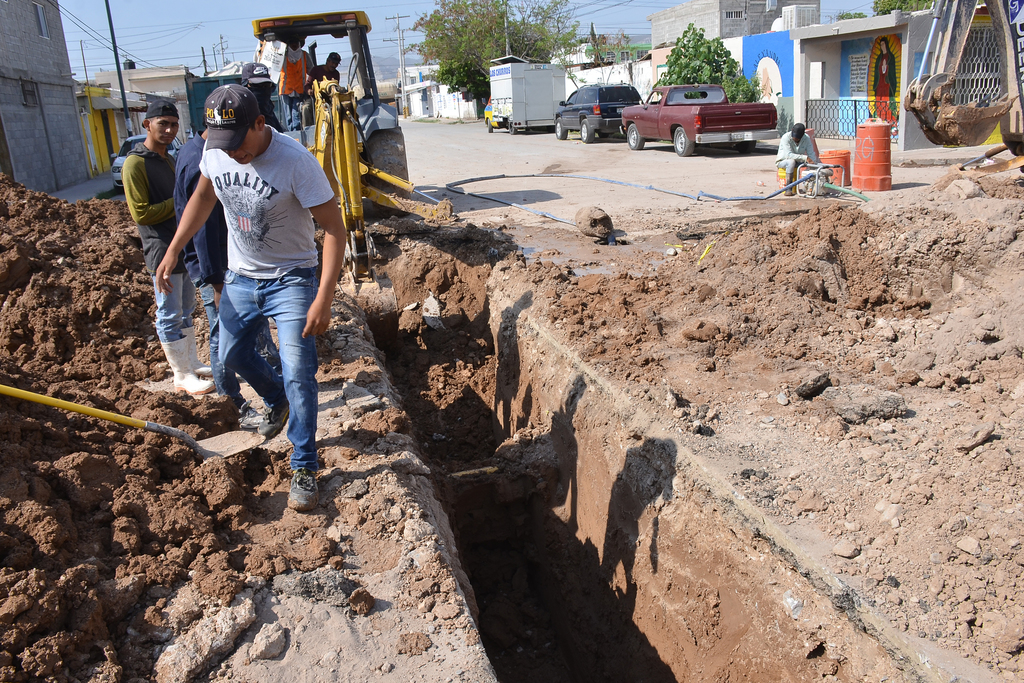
top-left (305, 52), bottom-right (342, 96)
top-left (154, 84), bottom-right (347, 513)
top-left (241, 62), bottom-right (285, 133)
top-left (123, 98), bottom-right (215, 396)
top-left (776, 123), bottom-right (820, 196)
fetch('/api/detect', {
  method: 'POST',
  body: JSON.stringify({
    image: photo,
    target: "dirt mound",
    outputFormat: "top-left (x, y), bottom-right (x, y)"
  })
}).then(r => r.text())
top-left (0, 176), bottom-right (379, 682)
top-left (486, 187), bottom-right (1024, 677)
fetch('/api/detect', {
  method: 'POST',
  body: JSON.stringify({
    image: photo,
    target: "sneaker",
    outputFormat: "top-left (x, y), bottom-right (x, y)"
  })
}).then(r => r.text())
top-left (288, 468), bottom-right (319, 511)
top-left (258, 401), bottom-right (290, 439)
top-left (238, 401), bottom-right (263, 431)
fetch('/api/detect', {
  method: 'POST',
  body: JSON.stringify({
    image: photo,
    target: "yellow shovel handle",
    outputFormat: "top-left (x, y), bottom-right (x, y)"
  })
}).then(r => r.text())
top-left (0, 383), bottom-right (148, 430)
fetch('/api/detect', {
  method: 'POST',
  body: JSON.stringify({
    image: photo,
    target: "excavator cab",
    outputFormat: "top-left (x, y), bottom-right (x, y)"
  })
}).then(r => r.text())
top-left (252, 12), bottom-right (453, 344)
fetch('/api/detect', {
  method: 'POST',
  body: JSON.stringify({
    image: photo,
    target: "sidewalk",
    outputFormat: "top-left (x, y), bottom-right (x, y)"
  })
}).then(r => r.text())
top-left (52, 175), bottom-right (123, 203)
top-left (817, 138), bottom-right (993, 167)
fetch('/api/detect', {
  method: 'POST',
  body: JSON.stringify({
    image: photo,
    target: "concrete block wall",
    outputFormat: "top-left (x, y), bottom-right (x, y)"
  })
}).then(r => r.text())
top-left (0, 0), bottom-right (89, 192)
top-left (650, 0), bottom-right (821, 45)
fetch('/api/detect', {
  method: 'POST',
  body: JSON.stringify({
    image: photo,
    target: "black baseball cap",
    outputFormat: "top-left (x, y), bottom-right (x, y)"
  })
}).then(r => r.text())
top-left (241, 62), bottom-right (273, 86)
top-left (205, 84), bottom-right (260, 151)
top-left (146, 98), bottom-right (178, 119)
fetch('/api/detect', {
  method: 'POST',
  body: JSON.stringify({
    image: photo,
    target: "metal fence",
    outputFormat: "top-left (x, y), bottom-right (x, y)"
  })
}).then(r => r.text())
top-left (805, 99), bottom-right (899, 142)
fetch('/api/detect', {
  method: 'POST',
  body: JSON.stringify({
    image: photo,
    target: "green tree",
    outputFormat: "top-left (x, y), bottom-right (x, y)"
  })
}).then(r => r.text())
top-left (657, 24), bottom-right (761, 103)
top-left (414, 0), bottom-right (578, 99)
top-left (833, 10), bottom-right (868, 20)
top-left (723, 71), bottom-right (761, 104)
top-left (872, 0), bottom-right (930, 15)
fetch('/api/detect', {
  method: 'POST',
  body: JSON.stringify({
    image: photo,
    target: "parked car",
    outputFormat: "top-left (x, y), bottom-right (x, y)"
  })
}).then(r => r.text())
top-left (111, 135), bottom-right (181, 188)
top-left (554, 84), bottom-right (642, 143)
top-left (621, 85), bottom-right (777, 156)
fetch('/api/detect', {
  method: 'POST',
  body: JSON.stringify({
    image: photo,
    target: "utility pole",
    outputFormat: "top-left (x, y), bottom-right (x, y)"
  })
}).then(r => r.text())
top-left (81, 40), bottom-right (97, 175)
top-left (103, 0), bottom-right (132, 135)
top-left (218, 35), bottom-right (227, 68)
top-left (504, 0), bottom-right (511, 55)
top-left (385, 14), bottom-right (410, 117)
top-left (201, 47), bottom-right (209, 76)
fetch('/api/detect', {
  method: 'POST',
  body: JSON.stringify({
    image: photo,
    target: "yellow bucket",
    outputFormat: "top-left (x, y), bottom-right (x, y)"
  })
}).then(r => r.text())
top-left (777, 167), bottom-right (787, 189)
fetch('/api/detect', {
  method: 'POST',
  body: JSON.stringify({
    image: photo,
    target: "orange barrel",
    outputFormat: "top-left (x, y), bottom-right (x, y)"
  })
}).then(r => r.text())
top-left (852, 119), bottom-right (892, 192)
top-left (819, 149), bottom-right (851, 187)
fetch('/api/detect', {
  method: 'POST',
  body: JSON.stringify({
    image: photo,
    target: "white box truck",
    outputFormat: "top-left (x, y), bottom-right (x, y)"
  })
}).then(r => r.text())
top-left (488, 61), bottom-right (566, 135)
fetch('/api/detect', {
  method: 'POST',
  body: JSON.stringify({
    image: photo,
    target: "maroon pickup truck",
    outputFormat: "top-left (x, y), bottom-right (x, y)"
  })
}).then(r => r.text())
top-left (621, 84), bottom-right (778, 157)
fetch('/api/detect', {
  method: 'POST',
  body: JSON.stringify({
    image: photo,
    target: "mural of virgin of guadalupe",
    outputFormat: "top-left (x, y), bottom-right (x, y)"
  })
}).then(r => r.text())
top-left (869, 35), bottom-right (900, 122)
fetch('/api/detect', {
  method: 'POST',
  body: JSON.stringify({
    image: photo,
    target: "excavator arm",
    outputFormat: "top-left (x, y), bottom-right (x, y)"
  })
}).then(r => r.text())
top-left (904, 0), bottom-right (1024, 151)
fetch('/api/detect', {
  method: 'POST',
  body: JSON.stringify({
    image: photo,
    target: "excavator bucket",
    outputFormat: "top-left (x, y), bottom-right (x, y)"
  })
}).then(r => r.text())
top-left (904, 0), bottom-right (1024, 150)
top-left (904, 76), bottom-right (1012, 147)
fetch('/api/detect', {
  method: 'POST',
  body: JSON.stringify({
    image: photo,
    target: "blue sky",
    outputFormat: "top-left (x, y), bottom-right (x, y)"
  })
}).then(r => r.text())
top-left (59, 0), bottom-right (866, 79)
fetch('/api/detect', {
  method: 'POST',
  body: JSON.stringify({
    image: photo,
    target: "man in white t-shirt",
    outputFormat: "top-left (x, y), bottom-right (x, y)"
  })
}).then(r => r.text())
top-left (155, 84), bottom-right (346, 512)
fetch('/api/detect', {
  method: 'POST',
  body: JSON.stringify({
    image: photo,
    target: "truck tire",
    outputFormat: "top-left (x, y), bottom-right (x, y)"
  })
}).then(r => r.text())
top-left (735, 140), bottom-right (757, 154)
top-left (627, 123), bottom-right (645, 151)
top-left (364, 127), bottom-right (411, 218)
top-left (486, 118), bottom-right (493, 133)
top-left (554, 118), bottom-right (567, 140)
top-left (509, 124), bottom-right (518, 135)
top-left (673, 127), bottom-right (696, 157)
top-left (580, 118), bottom-right (595, 144)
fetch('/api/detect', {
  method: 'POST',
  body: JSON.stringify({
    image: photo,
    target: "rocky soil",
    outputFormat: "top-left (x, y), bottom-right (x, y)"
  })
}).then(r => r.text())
top-left (4, 163), bottom-right (1024, 681)
top-left (0, 176), bottom-right (492, 683)
top-left (459, 174), bottom-right (1024, 679)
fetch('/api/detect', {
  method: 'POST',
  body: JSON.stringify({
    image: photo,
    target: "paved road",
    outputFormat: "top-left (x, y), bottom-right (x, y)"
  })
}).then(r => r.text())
top-left (401, 118), bottom-right (950, 231)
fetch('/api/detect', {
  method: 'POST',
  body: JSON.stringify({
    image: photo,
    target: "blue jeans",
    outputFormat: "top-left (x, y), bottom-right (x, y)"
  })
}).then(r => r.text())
top-left (152, 272), bottom-right (195, 343)
top-left (197, 282), bottom-right (283, 408)
top-left (219, 268), bottom-right (320, 471)
top-left (283, 94), bottom-right (303, 131)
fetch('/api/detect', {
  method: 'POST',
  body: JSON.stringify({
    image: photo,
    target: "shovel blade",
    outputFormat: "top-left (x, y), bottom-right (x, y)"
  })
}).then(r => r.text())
top-left (195, 431), bottom-right (266, 459)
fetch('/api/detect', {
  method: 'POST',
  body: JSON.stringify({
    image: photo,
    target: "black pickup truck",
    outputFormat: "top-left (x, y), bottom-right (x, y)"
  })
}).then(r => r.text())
top-left (554, 84), bottom-right (642, 143)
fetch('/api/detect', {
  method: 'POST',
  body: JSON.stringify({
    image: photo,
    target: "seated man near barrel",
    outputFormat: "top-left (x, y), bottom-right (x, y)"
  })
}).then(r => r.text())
top-left (776, 123), bottom-right (819, 196)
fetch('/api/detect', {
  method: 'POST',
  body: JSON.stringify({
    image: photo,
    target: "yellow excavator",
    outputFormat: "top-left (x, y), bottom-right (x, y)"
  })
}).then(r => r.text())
top-left (252, 12), bottom-right (453, 343)
top-left (903, 0), bottom-right (1023, 173)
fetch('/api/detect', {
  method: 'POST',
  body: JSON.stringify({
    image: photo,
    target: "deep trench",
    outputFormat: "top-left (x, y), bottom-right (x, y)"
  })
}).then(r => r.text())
top-left (386, 304), bottom-right (677, 683)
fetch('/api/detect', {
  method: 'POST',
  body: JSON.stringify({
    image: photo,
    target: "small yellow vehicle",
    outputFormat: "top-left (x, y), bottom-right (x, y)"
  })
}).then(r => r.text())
top-left (253, 12), bottom-right (453, 342)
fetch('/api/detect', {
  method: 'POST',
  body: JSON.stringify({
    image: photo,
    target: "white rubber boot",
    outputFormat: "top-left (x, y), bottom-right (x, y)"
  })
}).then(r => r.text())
top-left (183, 327), bottom-right (213, 378)
top-left (161, 337), bottom-right (215, 396)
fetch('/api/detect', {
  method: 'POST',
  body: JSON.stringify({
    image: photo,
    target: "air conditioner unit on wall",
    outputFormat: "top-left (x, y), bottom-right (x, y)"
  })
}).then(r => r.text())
top-left (782, 4), bottom-right (819, 29)
top-left (766, 0), bottom-right (778, 11)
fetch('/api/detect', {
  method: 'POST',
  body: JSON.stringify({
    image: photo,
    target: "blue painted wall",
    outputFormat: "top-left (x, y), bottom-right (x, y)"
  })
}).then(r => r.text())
top-left (741, 32), bottom-right (794, 98)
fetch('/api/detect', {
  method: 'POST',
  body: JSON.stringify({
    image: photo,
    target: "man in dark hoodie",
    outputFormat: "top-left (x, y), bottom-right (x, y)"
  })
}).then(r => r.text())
top-left (241, 62), bottom-right (285, 133)
top-left (123, 98), bottom-right (214, 396)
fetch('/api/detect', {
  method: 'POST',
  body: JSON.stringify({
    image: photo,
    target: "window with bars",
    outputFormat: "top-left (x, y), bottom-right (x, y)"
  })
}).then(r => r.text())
top-left (724, 10), bottom-right (743, 19)
top-left (951, 26), bottom-right (1001, 106)
top-left (620, 51), bottom-right (631, 62)
top-left (21, 80), bottom-right (38, 106)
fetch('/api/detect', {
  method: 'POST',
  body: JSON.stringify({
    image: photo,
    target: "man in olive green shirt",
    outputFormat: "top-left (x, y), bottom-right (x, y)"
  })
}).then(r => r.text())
top-left (123, 99), bottom-right (213, 395)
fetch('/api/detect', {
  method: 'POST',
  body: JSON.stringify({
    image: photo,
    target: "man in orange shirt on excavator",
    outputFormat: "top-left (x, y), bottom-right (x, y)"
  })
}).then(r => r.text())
top-left (279, 37), bottom-right (312, 131)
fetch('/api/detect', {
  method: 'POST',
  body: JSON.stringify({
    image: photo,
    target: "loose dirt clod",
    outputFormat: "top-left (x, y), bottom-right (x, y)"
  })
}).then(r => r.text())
top-left (573, 205), bottom-right (613, 241)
